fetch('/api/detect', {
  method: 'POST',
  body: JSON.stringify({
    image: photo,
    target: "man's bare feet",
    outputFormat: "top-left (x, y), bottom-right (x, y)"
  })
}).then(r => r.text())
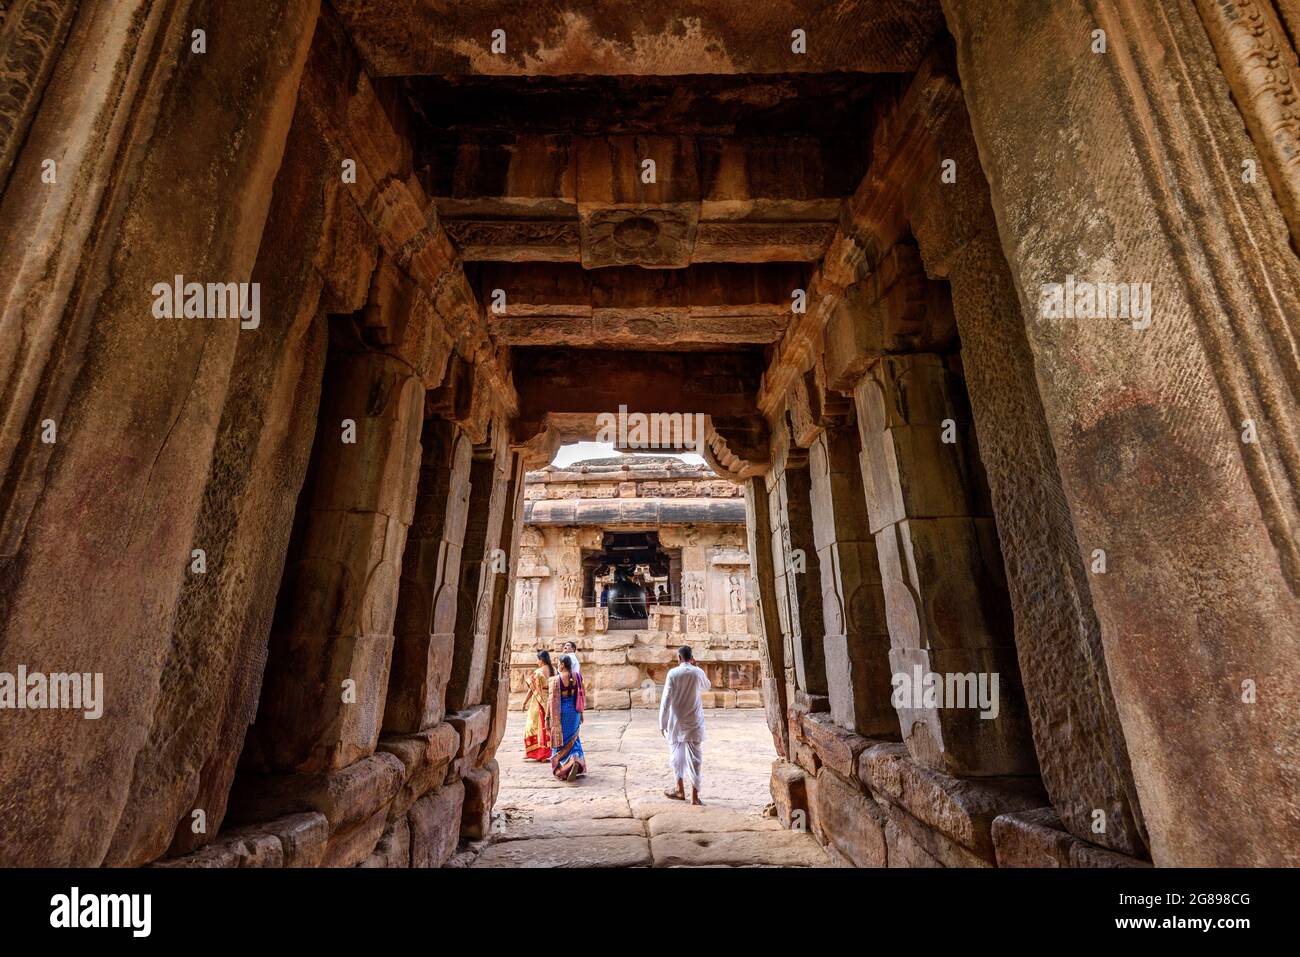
top-left (690, 790), bottom-right (704, 806)
top-left (664, 786), bottom-right (685, 801)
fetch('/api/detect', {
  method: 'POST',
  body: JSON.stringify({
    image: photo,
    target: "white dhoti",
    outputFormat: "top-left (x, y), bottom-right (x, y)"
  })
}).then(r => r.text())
top-left (669, 738), bottom-right (704, 790)
top-left (660, 662), bottom-right (711, 793)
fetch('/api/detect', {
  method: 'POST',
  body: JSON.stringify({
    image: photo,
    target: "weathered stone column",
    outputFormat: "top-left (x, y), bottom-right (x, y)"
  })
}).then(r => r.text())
top-left (808, 418), bottom-right (897, 737)
top-left (246, 345), bottom-right (424, 771)
top-left (383, 418), bottom-right (472, 732)
top-left (0, 0), bottom-right (320, 866)
top-left (480, 446), bottom-right (525, 765)
top-left (855, 352), bottom-right (1037, 776)
top-left (745, 478), bottom-right (789, 757)
top-left (944, 0), bottom-right (1300, 865)
top-left (447, 424), bottom-right (513, 713)
top-left (106, 82), bottom-right (352, 865)
top-left (773, 460), bottom-right (829, 700)
top-left (907, 84), bottom-right (1148, 856)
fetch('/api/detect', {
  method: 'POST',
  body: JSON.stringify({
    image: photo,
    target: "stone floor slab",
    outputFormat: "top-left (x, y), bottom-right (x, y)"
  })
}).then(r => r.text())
top-left (470, 835), bottom-right (652, 868)
top-left (650, 830), bottom-right (828, 868)
top-left (476, 710), bottom-right (825, 867)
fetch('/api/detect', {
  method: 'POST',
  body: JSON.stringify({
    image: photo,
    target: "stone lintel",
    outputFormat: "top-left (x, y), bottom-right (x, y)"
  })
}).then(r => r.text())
top-left (524, 496), bottom-right (746, 526)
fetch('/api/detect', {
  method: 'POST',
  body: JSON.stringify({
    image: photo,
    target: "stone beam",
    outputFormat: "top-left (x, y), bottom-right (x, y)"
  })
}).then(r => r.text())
top-left (481, 263), bottom-right (802, 347)
top-left (426, 132), bottom-right (849, 265)
top-left (513, 348), bottom-right (765, 424)
top-left (525, 496), bottom-right (747, 525)
top-left (297, 13), bottom-right (517, 416)
top-left (757, 54), bottom-right (964, 417)
top-left (333, 0), bottom-right (946, 76)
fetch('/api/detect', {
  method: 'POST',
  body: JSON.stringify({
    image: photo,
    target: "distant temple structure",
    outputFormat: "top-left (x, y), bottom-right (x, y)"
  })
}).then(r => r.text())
top-left (509, 457), bottom-right (763, 710)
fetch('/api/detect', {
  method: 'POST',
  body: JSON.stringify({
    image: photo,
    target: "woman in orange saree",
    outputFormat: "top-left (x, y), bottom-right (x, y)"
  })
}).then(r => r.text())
top-left (523, 650), bottom-right (555, 761)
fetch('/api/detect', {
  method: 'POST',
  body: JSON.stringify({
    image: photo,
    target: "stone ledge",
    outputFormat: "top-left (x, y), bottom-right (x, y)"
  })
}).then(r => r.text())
top-left (446, 705), bottom-right (492, 759)
top-left (150, 830), bottom-right (282, 869)
top-left (409, 780), bottom-right (466, 868)
top-left (859, 742), bottom-right (1046, 860)
top-left (227, 752), bottom-right (407, 837)
top-left (800, 711), bottom-right (880, 779)
top-left (150, 812), bottom-right (333, 868)
top-left (378, 722), bottom-right (460, 821)
top-left (769, 759), bottom-right (808, 830)
top-left (813, 768), bottom-right (887, 867)
top-left (992, 808), bottom-right (1151, 869)
top-left (357, 817), bottom-right (410, 868)
top-left (461, 759), bottom-right (500, 841)
top-left (879, 799), bottom-right (989, 867)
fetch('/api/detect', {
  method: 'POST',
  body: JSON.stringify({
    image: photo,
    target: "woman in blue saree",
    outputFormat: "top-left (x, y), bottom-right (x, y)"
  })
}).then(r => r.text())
top-left (547, 653), bottom-right (586, 781)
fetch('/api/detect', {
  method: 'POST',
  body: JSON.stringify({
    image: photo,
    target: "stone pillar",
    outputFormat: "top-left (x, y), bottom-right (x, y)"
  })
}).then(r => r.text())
top-left (449, 424), bottom-right (514, 713)
top-left (856, 352), bottom-right (1036, 776)
top-left (554, 529), bottom-right (583, 640)
top-left (383, 418), bottom-right (473, 732)
top-left (745, 479), bottom-right (789, 757)
top-left (809, 418), bottom-right (897, 737)
top-left (0, 0), bottom-right (320, 866)
top-left (944, 0), bottom-right (1300, 865)
top-left (107, 83), bottom-right (347, 865)
top-left (773, 462), bottom-right (828, 698)
top-left (907, 88), bottom-right (1147, 855)
top-left (480, 451), bottom-right (526, 765)
top-left (682, 537), bottom-right (709, 638)
top-left (247, 347), bottom-right (424, 771)
top-left (445, 443), bottom-right (496, 712)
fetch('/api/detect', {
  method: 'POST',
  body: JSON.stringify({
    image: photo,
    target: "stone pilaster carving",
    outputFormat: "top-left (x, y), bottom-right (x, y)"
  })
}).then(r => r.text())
top-left (0, 0), bottom-right (78, 193)
top-left (1194, 0), bottom-right (1300, 243)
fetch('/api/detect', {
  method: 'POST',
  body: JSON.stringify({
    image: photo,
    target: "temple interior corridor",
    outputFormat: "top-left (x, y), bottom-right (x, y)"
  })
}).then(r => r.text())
top-left (0, 0), bottom-right (1296, 876)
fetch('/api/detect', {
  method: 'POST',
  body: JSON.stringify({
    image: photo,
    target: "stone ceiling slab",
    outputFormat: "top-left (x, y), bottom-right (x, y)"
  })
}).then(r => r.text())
top-left (334, 0), bottom-right (946, 76)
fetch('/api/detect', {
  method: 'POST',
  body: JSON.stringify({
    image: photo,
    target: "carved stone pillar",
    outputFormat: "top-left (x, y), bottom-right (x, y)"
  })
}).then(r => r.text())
top-left (384, 418), bottom-right (472, 732)
top-left (809, 418), bottom-right (897, 737)
top-left (446, 432), bottom-right (507, 713)
top-left (771, 461), bottom-right (828, 698)
top-left (0, 0), bottom-right (320, 866)
top-left (554, 528), bottom-right (583, 639)
top-left (479, 446), bottom-right (524, 764)
top-left (944, 0), bottom-right (1300, 865)
top-left (682, 538), bottom-right (709, 636)
top-left (745, 478), bottom-right (789, 757)
top-left (855, 352), bottom-right (1037, 776)
top-left (249, 347), bottom-right (424, 771)
top-left (907, 84), bottom-right (1148, 856)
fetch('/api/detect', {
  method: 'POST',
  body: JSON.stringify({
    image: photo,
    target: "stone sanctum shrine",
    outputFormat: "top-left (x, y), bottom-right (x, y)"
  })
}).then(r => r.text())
top-left (508, 457), bottom-right (763, 710)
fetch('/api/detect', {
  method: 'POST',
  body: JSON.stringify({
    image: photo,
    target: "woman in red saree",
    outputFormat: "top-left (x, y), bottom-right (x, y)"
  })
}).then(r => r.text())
top-left (548, 654), bottom-right (586, 781)
top-left (523, 650), bottom-right (555, 761)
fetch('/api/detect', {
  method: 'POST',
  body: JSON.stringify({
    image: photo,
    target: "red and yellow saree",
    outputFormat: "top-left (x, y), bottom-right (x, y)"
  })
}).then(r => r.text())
top-left (523, 666), bottom-right (551, 760)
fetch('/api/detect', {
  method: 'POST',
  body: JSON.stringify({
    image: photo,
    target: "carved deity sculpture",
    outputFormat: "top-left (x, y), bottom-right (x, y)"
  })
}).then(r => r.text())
top-left (728, 572), bottom-right (745, 614)
top-left (518, 579), bottom-right (535, 620)
top-left (686, 575), bottom-right (705, 610)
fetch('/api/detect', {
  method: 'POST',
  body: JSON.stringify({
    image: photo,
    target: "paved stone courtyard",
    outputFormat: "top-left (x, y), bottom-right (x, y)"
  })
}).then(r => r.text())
top-left (455, 710), bottom-right (827, 867)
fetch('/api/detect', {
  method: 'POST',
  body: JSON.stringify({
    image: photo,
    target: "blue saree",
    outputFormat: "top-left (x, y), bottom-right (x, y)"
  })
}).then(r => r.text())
top-left (549, 672), bottom-right (586, 780)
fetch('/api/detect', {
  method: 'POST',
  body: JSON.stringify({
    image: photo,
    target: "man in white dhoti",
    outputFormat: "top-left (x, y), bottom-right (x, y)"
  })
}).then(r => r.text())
top-left (659, 645), bottom-right (711, 805)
